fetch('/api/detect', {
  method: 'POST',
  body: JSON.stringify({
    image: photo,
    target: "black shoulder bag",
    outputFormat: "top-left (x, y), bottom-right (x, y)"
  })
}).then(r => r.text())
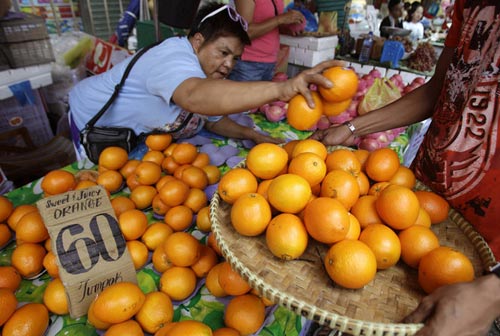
top-left (79, 43), bottom-right (157, 164)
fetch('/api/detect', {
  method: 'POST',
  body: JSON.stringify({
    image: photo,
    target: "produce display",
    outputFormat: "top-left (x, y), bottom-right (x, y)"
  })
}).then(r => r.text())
top-left (407, 42), bottom-right (437, 73)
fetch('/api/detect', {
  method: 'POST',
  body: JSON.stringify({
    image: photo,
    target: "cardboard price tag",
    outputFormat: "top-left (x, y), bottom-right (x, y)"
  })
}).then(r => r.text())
top-left (37, 185), bottom-right (136, 318)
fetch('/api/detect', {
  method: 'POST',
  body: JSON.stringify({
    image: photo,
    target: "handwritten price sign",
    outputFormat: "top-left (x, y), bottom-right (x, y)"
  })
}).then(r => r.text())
top-left (37, 186), bottom-right (136, 318)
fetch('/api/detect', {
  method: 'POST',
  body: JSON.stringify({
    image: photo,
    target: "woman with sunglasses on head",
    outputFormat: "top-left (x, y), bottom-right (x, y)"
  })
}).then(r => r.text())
top-left (228, 0), bottom-right (305, 82)
top-left (68, 2), bottom-right (339, 159)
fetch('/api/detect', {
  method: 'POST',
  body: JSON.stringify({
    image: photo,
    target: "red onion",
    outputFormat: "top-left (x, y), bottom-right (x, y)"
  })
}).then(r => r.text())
top-left (259, 104), bottom-right (270, 114)
top-left (359, 138), bottom-right (381, 151)
top-left (328, 113), bottom-right (352, 124)
top-left (316, 115), bottom-right (331, 130)
top-left (271, 101), bottom-right (287, 108)
top-left (369, 69), bottom-right (382, 78)
top-left (265, 105), bottom-right (287, 122)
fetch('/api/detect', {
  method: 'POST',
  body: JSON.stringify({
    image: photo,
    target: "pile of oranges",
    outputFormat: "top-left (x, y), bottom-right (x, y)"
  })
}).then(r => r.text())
top-left (222, 140), bottom-right (475, 292)
top-left (286, 67), bottom-right (359, 130)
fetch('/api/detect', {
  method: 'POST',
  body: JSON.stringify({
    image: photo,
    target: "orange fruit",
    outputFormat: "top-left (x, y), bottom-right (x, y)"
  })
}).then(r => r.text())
top-left (161, 156), bottom-right (180, 175)
top-left (246, 143), bottom-right (288, 179)
top-left (322, 98), bottom-right (352, 116)
top-left (225, 294), bottom-right (265, 335)
top-left (418, 246), bottom-right (475, 294)
top-left (183, 188), bottom-right (208, 213)
top-left (0, 288), bottom-right (17, 326)
top-left (304, 197), bottom-right (350, 244)
top-left (320, 170), bottom-right (360, 210)
top-left (359, 223), bottom-right (401, 269)
top-left (218, 168), bottom-right (258, 204)
top-left (135, 161), bottom-right (162, 186)
top-left (111, 196), bottom-right (136, 217)
top-left (319, 67), bottom-right (359, 102)
top-left (93, 282), bottom-right (146, 324)
top-left (202, 165), bottom-right (221, 185)
top-left (126, 174), bottom-right (141, 191)
top-left (181, 166), bottom-right (209, 190)
top-left (43, 278), bottom-right (68, 315)
top-left (118, 209), bottom-right (148, 241)
top-left (41, 170), bottom-right (76, 195)
top-left (266, 213), bottom-right (308, 260)
top-left (365, 148), bottom-right (400, 182)
top-left (256, 179), bottom-right (273, 201)
top-left (0, 196), bottom-right (13, 223)
top-left (159, 180), bottom-right (190, 207)
top-left (7, 204), bottom-right (37, 231)
top-left (156, 175), bottom-right (177, 192)
top-left (192, 152), bottom-right (210, 168)
top-left (98, 165), bottom-right (110, 174)
top-left (135, 291), bottom-right (174, 334)
top-left (162, 320), bottom-right (212, 336)
top-left (129, 185), bottom-right (158, 210)
top-left (368, 181), bottom-right (391, 197)
top-left (191, 245), bottom-right (218, 278)
top-left (414, 191), bottom-right (450, 224)
top-left (152, 246), bottom-right (174, 273)
top-left (87, 300), bottom-right (112, 330)
top-left (292, 139), bottom-right (328, 160)
top-left (231, 193), bottom-right (271, 236)
top-left (11, 242), bottom-right (46, 278)
top-left (351, 195), bottom-right (383, 229)
top-left (119, 159), bottom-right (141, 179)
top-left (205, 263), bottom-right (227, 297)
top-left (195, 206), bottom-right (211, 232)
top-left (2, 303), bottom-right (49, 336)
top-left (44, 238), bottom-right (52, 251)
top-left (354, 149), bottom-right (370, 171)
top-left (163, 232), bottom-right (200, 267)
top-left (172, 143), bottom-right (198, 165)
top-left (213, 327), bottom-right (240, 336)
top-left (414, 207), bottom-right (432, 228)
top-left (142, 222), bottom-right (173, 251)
top-left (155, 323), bottom-right (179, 335)
top-left (0, 266), bottom-right (22, 291)
top-left (160, 266), bottom-right (197, 301)
top-left (152, 194), bottom-right (171, 216)
top-left (97, 170), bottom-right (123, 193)
top-left (324, 240), bottom-right (377, 289)
top-left (218, 261), bottom-right (251, 296)
top-left (287, 92), bottom-right (323, 131)
top-left (75, 180), bottom-right (98, 190)
top-left (173, 164), bottom-right (191, 181)
top-left (143, 150), bottom-right (165, 166)
top-left (389, 166), bottom-right (416, 189)
top-left (356, 171), bottom-right (370, 196)
top-left (399, 225), bottom-right (440, 268)
top-left (99, 147), bottom-right (129, 170)
top-left (376, 185), bottom-right (420, 230)
top-left (267, 174), bottom-right (311, 214)
top-left (14, 211), bottom-right (49, 243)
top-left (325, 149), bottom-right (361, 176)
top-left (104, 320), bottom-right (144, 336)
top-left (163, 143), bottom-right (177, 156)
top-left (126, 240), bottom-right (149, 269)
top-left (207, 232), bottom-right (222, 256)
top-left (164, 205), bottom-right (193, 231)
top-left (146, 134), bottom-right (172, 151)
top-left (345, 213), bottom-right (361, 240)
top-left (283, 140), bottom-right (299, 160)
top-left (288, 152), bottom-right (327, 187)
top-left (42, 251), bottom-right (59, 278)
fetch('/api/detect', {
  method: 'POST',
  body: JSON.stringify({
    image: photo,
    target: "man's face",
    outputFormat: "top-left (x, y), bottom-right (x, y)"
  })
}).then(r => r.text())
top-left (391, 3), bottom-right (404, 19)
top-left (196, 35), bottom-right (244, 79)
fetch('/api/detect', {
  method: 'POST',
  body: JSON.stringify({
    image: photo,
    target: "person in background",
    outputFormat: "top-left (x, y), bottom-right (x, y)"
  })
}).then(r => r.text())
top-left (379, 0), bottom-right (405, 38)
top-left (229, 0), bottom-right (305, 82)
top-left (403, 1), bottom-right (411, 21)
top-left (312, 1), bottom-right (500, 334)
top-left (403, 1), bottom-right (425, 41)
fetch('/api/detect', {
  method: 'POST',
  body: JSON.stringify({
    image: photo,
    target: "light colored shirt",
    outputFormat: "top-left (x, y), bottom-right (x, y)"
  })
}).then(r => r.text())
top-left (69, 37), bottom-right (211, 134)
top-left (403, 21), bottom-right (424, 41)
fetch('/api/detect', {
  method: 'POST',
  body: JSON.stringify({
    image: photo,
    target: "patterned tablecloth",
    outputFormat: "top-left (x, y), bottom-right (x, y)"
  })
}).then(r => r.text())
top-left (1, 113), bottom-right (417, 336)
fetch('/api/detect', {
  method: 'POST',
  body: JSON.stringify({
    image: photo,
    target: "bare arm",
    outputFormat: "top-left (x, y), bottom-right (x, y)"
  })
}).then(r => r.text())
top-left (172, 59), bottom-right (343, 116)
top-left (311, 47), bottom-right (454, 145)
top-left (234, 0), bottom-right (304, 40)
top-left (205, 117), bottom-right (283, 144)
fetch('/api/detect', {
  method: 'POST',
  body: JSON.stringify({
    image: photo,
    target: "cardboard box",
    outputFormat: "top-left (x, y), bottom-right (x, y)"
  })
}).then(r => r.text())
top-left (288, 47), bottom-right (336, 67)
top-left (280, 34), bottom-right (338, 51)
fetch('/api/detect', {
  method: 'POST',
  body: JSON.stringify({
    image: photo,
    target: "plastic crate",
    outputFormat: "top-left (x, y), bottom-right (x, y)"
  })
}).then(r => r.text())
top-left (0, 13), bottom-right (48, 43)
top-left (0, 38), bottom-right (55, 69)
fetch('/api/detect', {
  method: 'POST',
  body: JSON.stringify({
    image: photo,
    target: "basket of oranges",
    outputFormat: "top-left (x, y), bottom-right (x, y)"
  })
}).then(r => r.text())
top-left (210, 141), bottom-right (496, 336)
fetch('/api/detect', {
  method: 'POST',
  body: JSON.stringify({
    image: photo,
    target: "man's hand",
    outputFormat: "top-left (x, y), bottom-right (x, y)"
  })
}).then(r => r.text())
top-left (310, 123), bottom-right (355, 146)
top-left (250, 131), bottom-right (284, 145)
top-left (278, 60), bottom-right (345, 108)
top-left (404, 275), bottom-right (500, 336)
top-left (277, 10), bottom-right (305, 25)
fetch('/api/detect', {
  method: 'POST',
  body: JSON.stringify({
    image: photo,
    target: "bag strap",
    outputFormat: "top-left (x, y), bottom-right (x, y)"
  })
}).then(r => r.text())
top-left (270, 0), bottom-right (278, 17)
top-left (85, 42), bottom-right (160, 128)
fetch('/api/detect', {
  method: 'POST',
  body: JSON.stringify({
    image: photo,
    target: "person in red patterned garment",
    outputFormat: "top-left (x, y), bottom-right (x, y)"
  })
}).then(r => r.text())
top-left (312, 1), bottom-right (500, 335)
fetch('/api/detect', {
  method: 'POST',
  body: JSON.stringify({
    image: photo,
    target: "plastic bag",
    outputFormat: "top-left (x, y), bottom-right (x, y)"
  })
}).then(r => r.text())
top-left (358, 78), bottom-right (401, 115)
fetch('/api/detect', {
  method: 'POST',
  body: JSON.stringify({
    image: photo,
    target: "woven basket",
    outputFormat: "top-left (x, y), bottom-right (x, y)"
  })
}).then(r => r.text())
top-left (210, 161), bottom-right (496, 336)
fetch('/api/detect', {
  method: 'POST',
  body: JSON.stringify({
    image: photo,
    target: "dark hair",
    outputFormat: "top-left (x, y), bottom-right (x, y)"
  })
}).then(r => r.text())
top-left (406, 1), bottom-right (423, 21)
top-left (388, 0), bottom-right (403, 11)
top-left (188, 2), bottom-right (251, 46)
top-left (404, 2), bottom-right (411, 10)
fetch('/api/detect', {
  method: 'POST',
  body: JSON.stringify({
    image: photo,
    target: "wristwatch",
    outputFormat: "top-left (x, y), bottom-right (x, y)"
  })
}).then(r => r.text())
top-left (489, 263), bottom-right (500, 278)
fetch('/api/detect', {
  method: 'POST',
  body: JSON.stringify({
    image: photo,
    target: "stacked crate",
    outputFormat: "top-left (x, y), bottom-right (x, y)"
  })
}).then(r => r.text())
top-left (280, 34), bottom-right (338, 68)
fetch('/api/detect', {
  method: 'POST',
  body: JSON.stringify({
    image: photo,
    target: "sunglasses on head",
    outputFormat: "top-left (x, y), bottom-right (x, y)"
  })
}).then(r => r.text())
top-left (198, 5), bottom-right (248, 31)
